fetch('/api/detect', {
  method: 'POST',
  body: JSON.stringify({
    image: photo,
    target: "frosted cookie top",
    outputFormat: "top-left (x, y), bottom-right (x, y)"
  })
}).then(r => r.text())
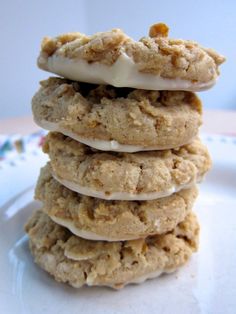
top-left (37, 23), bottom-right (225, 91)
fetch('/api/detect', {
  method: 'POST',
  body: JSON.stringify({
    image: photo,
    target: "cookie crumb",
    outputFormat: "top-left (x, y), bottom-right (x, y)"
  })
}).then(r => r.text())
top-left (149, 23), bottom-right (169, 38)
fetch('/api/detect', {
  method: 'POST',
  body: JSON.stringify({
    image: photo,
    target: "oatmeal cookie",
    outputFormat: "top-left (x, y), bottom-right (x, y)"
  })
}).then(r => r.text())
top-left (32, 77), bottom-right (202, 152)
top-left (36, 165), bottom-right (198, 241)
top-left (25, 210), bottom-right (199, 289)
top-left (43, 132), bottom-right (211, 200)
top-left (37, 23), bottom-right (225, 91)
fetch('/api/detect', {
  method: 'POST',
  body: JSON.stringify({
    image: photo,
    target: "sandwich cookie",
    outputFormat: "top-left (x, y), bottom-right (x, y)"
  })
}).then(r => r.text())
top-left (37, 23), bottom-right (225, 91)
top-left (35, 164), bottom-right (198, 241)
top-left (43, 132), bottom-right (211, 201)
top-left (32, 77), bottom-right (202, 152)
top-left (25, 210), bottom-right (199, 289)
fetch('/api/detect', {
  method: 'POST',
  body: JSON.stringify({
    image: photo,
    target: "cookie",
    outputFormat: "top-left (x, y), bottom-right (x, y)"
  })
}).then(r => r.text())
top-left (25, 210), bottom-right (199, 289)
top-left (43, 132), bottom-right (211, 201)
top-left (32, 77), bottom-right (202, 152)
top-left (35, 164), bottom-right (198, 241)
top-left (37, 23), bottom-right (225, 91)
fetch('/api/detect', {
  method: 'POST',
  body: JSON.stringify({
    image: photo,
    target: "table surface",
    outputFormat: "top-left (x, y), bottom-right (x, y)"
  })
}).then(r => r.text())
top-left (0, 110), bottom-right (236, 135)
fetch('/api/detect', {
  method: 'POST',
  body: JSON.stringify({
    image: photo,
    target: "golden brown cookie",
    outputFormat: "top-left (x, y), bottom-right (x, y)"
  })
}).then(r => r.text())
top-left (37, 23), bottom-right (225, 91)
top-left (43, 132), bottom-right (211, 200)
top-left (32, 77), bottom-right (202, 152)
top-left (36, 164), bottom-right (198, 241)
top-left (25, 210), bottom-right (199, 289)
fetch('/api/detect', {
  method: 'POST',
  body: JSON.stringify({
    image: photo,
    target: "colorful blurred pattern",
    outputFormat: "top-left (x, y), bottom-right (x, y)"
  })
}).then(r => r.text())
top-left (0, 131), bottom-right (46, 163)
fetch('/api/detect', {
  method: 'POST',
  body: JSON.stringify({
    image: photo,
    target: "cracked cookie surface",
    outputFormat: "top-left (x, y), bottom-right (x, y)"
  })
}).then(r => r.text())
top-left (32, 77), bottom-right (202, 151)
top-left (25, 210), bottom-right (199, 289)
top-left (36, 164), bottom-right (198, 241)
top-left (37, 23), bottom-right (225, 91)
top-left (43, 132), bottom-right (211, 200)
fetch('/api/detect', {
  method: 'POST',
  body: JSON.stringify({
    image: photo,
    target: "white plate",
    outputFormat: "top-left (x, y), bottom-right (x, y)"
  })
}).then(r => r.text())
top-left (0, 134), bottom-right (236, 314)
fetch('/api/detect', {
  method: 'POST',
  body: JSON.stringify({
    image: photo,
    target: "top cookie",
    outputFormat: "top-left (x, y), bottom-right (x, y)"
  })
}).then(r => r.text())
top-left (37, 23), bottom-right (225, 91)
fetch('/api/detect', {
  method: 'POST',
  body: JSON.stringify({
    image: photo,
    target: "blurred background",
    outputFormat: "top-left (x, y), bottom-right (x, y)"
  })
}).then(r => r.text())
top-left (1, 0), bottom-right (235, 119)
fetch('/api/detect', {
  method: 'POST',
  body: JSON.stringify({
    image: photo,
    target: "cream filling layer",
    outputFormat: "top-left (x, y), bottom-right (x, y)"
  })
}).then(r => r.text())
top-left (51, 215), bottom-right (140, 242)
top-left (71, 267), bottom-right (176, 288)
top-left (35, 119), bottom-right (192, 152)
top-left (126, 268), bottom-right (175, 286)
top-left (52, 172), bottom-right (201, 201)
top-left (38, 52), bottom-right (216, 91)
top-left (90, 269), bottom-right (176, 288)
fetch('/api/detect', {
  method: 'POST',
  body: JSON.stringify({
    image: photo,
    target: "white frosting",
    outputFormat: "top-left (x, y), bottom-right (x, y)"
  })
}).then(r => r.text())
top-left (51, 215), bottom-right (139, 241)
top-left (87, 268), bottom-right (176, 288)
top-left (72, 269), bottom-right (176, 288)
top-left (127, 268), bottom-right (175, 286)
top-left (52, 172), bottom-right (200, 201)
top-left (39, 52), bottom-right (216, 91)
top-left (35, 119), bottom-right (192, 152)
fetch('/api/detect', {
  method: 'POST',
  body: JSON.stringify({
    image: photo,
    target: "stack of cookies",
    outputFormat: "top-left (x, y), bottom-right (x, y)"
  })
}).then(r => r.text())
top-left (25, 23), bottom-right (225, 289)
